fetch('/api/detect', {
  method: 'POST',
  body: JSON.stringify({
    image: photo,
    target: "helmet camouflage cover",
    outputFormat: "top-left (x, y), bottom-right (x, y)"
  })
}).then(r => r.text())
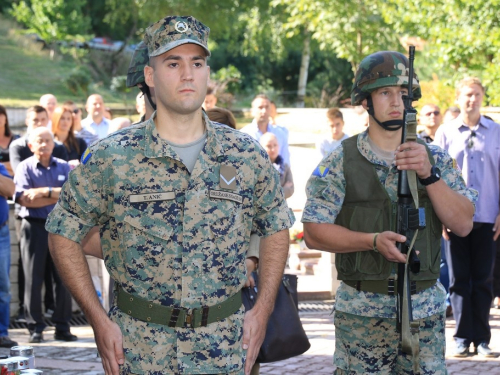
top-left (126, 41), bottom-right (149, 88)
top-left (351, 51), bottom-right (421, 105)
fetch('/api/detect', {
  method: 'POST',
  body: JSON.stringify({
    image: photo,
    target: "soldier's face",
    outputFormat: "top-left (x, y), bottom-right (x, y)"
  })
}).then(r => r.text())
top-left (370, 86), bottom-right (407, 123)
top-left (456, 84), bottom-right (483, 115)
top-left (145, 44), bottom-right (209, 116)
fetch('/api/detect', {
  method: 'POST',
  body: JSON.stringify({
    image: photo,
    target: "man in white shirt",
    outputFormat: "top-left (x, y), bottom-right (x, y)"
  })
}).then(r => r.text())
top-left (80, 94), bottom-right (110, 143)
top-left (240, 94), bottom-right (291, 166)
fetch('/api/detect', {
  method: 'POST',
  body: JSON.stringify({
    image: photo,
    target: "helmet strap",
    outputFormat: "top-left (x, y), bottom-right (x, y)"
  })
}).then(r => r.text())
top-left (366, 97), bottom-right (403, 132)
top-left (139, 84), bottom-right (157, 111)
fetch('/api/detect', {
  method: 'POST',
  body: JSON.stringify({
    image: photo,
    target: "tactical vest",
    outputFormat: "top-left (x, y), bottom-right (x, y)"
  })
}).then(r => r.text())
top-left (334, 135), bottom-right (442, 281)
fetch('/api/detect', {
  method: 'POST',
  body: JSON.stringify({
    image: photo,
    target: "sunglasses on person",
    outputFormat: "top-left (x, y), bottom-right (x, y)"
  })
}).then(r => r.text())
top-left (423, 111), bottom-right (440, 116)
top-left (467, 130), bottom-right (476, 149)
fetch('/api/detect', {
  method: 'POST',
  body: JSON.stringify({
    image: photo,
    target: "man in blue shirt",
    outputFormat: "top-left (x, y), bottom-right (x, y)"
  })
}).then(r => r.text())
top-left (434, 77), bottom-right (500, 357)
top-left (0, 163), bottom-right (16, 347)
top-left (14, 127), bottom-right (75, 344)
top-left (240, 94), bottom-right (291, 166)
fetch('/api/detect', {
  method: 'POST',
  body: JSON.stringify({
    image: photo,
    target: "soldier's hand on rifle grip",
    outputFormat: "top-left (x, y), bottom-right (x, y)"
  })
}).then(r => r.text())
top-left (395, 141), bottom-right (432, 179)
top-left (374, 231), bottom-right (408, 263)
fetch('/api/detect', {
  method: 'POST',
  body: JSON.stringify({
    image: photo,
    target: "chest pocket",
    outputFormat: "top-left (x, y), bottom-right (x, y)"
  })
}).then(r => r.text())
top-left (204, 192), bottom-right (246, 279)
top-left (120, 197), bottom-right (179, 282)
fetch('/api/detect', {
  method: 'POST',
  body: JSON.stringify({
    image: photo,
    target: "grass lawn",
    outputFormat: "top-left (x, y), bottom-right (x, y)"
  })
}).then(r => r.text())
top-left (0, 15), bottom-right (135, 108)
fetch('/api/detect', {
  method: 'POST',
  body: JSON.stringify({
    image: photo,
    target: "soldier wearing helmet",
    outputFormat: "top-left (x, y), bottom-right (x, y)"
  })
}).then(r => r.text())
top-left (126, 41), bottom-right (156, 122)
top-left (302, 50), bottom-right (476, 373)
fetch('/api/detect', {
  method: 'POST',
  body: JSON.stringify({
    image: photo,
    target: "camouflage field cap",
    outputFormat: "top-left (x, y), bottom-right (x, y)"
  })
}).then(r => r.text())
top-left (126, 41), bottom-right (148, 88)
top-left (351, 51), bottom-right (421, 105)
top-left (144, 16), bottom-right (210, 58)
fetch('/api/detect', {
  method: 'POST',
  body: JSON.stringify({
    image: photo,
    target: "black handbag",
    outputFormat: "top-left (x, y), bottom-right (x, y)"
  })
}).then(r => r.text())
top-left (242, 272), bottom-right (311, 363)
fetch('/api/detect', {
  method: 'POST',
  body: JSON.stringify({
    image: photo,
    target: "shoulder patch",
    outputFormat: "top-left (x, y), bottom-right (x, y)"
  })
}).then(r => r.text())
top-left (313, 166), bottom-right (329, 177)
top-left (81, 148), bottom-right (92, 165)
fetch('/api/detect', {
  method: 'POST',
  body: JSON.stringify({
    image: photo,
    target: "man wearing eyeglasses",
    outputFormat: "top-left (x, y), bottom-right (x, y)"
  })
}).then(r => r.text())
top-left (434, 77), bottom-right (500, 358)
top-left (418, 104), bottom-right (442, 143)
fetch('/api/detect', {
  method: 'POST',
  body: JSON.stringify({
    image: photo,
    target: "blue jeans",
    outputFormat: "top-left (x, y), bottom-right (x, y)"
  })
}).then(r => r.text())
top-left (0, 224), bottom-right (11, 337)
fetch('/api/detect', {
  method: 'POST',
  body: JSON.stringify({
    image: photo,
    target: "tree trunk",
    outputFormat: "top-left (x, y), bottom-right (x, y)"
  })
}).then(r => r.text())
top-left (296, 32), bottom-right (310, 108)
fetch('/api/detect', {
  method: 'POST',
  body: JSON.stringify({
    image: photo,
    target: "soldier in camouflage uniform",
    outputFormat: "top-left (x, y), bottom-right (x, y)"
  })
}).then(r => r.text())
top-left (302, 51), bottom-right (477, 374)
top-left (126, 41), bottom-right (156, 123)
top-left (46, 15), bottom-right (294, 375)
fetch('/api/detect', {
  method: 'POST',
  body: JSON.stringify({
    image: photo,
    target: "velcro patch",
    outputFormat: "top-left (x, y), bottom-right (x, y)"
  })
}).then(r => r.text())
top-left (312, 166), bottom-right (329, 177)
top-left (81, 148), bottom-right (92, 165)
top-left (209, 190), bottom-right (242, 204)
top-left (129, 192), bottom-right (176, 203)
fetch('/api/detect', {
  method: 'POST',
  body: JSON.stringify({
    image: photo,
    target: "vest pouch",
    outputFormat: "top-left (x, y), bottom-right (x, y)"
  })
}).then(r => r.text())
top-left (335, 205), bottom-right (387, 276)
top-left (412, 200), bottom-right (441, 276)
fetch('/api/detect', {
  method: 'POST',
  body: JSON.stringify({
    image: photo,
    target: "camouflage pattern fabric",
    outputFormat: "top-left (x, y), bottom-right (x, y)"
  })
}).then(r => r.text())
top-left (45, 113), bottom-right (295, 374)
top-left (351, 51), bottom-right (422, 105)
top-left (333, 311), bottom-right (447, 374)
top-left (144, 15), bottom-right (210, 57)
top-left (302, 130), bottom-right (478, 320)
top-left (126, 41), bottom-right (148, 88)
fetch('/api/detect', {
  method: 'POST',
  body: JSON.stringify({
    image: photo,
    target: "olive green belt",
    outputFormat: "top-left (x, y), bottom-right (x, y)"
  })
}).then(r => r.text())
top-left (116, 286), bottom-right (242, 328)
top-left (343, 279), bottom-right (436, 296)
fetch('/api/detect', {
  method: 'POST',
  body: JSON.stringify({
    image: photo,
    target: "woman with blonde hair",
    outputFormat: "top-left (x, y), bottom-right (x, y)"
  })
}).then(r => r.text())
top-left (52, 106), bottom-right (87, 168)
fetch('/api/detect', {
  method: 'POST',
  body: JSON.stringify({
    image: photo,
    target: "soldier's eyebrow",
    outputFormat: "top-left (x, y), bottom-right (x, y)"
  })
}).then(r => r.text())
top-left (162, 55), bottom-right (206, 62)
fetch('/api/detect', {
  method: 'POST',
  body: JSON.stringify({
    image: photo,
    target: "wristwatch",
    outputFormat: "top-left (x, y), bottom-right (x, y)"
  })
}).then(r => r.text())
top-left (418, 166), bottom-right (441, 186)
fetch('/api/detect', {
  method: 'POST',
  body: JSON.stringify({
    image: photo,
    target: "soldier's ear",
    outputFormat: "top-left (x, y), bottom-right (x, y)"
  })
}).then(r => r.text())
top-left (361, 99), bottom-right (368, 110)
top-left (144, 65), bottom-right (154, 88)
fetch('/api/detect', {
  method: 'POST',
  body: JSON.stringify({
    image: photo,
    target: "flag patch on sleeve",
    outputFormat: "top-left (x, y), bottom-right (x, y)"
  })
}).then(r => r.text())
top-left (81, 148), bottom-right (92, 165)
top-left (312, 166), bottom-right (329, 177)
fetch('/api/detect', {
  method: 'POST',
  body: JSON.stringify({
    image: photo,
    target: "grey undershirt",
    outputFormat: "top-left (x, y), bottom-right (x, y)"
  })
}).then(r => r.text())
top-left (367, 136), bottom-right (395, 167)
top-left (167, 133), bottom-right (207, 173)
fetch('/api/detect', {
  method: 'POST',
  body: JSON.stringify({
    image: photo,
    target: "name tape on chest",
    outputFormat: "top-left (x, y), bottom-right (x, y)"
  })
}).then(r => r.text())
top-left (209, 190), bottom-right (242, 204)
top-left (129, 192), bottom-right (176, 203)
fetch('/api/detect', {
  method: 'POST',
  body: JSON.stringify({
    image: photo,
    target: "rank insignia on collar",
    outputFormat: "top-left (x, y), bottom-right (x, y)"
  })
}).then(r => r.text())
top-left (312, 166), bottom-right (329, 177)
top-left (220, 165), bottom-right (237, 190)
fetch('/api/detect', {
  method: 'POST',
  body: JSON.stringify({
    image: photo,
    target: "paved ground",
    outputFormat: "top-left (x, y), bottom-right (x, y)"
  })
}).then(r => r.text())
top-left (1, 306), bottom-right (499, 374)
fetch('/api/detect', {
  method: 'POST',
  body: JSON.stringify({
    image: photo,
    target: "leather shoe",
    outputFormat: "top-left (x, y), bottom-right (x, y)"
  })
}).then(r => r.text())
top-left (54, 330), bottom-right (78, 342)
top-left (0, 336), bottom-right (18, 348)
top-left (475, 342), bottom-right (495, 357)
top-left (453, 342), bottom-right (469, 357)
top-left (29, 332), bottom-right (43, 344)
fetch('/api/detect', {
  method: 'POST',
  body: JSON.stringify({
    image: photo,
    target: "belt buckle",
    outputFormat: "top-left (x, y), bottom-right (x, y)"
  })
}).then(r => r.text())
top-left (184, 308), bottom-right (196, 328)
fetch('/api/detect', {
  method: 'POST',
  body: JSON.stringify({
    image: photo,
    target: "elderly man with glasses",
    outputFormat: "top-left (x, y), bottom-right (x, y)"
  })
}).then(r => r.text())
top-left (418, 104), bottom-right (442, 143)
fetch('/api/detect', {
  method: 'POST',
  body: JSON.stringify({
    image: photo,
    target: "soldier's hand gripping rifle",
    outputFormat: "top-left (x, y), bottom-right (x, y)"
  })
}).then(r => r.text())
top-left (396, 46), bottom-right (426, 371)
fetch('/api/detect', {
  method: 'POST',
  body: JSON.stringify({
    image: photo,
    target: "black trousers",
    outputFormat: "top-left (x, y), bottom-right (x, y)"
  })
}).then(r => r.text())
top-left (494, 239), bottom-right (500, 298)
top-left (20, 218), bottom-right (72, 333)
top-left (447, 223), bottom-right (495, 346)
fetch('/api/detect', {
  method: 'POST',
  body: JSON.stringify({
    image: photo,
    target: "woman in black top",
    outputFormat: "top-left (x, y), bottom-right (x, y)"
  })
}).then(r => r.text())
top-left (0, 105), bottom-right (20, 176)
top-left (52, 106), bottom-right (87, 169)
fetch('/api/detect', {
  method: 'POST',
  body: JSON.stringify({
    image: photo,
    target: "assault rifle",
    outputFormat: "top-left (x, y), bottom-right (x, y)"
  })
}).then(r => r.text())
top-left (395, 46), bottom-right (426, 346)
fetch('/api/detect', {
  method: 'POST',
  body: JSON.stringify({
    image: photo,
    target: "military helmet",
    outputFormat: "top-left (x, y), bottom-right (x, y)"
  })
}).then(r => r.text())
top-left (126, 41), bottom-right (149, 88)
top-left (351, 51), bottom-right (421, 106)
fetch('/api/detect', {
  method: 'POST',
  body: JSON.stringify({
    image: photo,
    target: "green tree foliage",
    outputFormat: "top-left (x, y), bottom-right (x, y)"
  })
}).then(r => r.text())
top-left (384, 0), bottom-right (500, 105)
top-left (10, 0), bottom-right (91, 56)
top-left (273, 0), bottom-right (402, 72)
